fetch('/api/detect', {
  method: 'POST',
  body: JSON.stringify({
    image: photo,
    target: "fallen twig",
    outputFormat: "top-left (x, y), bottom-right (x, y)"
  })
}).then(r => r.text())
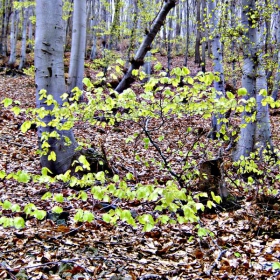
top-left (205, 249), bottom-right (227, 276)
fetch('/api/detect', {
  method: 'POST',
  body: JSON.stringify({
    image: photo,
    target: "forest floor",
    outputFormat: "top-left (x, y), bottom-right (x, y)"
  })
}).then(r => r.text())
top-left (0, 53), bottom-right (280, 280)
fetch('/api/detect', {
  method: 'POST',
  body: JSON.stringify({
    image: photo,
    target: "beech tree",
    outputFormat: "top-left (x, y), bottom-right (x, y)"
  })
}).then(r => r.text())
top-left (233, 0), bottom-right (273, 161)
top-left (35, 0), bottom-right (77, 174)
top-left (208, 0), bottom-right (225, 139)
top-left (67, 0), bottom-right (87, 92)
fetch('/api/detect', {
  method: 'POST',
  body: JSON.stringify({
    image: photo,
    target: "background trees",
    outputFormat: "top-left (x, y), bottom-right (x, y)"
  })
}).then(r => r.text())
top-left (0, 0), bottom-right (278, 167)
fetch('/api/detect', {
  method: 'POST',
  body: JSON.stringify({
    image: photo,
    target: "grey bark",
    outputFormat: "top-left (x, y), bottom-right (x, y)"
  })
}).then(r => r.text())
top-left (184, 0), bottom-right (190, 66)
top-left (115, 0), bottom-right (177, 94)
top-left (0, 0), bottom-right (10, 56)
top-left (272, 0), bottom-right (280, 101)
top-left (19, 4), bottom-right (29, 70)
top-left (233, 0), bottom-right (273, 161)
top-left (8, 7), bottom-right (19, 67)
top-left (201, 0), bottom-right (206, 72)
top-left (233, 0), bottom-right (257, 161)
top-left (194, 0), bottom-right (201, 64)
top-left (35, 0), bottom-right (77, 175)
top-left (68, 0), bottom-right (87, 92)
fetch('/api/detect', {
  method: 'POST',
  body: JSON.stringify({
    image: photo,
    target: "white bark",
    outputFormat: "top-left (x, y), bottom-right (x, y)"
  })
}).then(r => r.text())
top-left (8, 7), bottom-right (19, 66)
top-left (233, 0), bottom-right (257, 161)
top-left (19, 4), bottom-right (29, 70)
top-left (35, 0), bottom-right (77, 174)
top-left (68, 0), bottom-right (87, 92)
top-left (272, 0), bottom-right (280, 101)
top-left (208, 0), bottom-right (225, 138)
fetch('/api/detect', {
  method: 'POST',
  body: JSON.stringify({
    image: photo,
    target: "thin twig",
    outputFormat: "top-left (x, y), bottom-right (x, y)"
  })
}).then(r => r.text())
top-left (205, 249), bottom-right (227, 276)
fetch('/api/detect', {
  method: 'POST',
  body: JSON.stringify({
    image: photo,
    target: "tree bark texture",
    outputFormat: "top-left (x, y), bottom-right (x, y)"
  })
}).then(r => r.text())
top-left (35, 0), bottom-right (77, 175)
top-left (68, 0), bottom-right (87, 92)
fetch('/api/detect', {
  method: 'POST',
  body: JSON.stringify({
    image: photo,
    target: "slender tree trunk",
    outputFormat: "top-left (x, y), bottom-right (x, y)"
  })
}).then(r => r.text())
top-left (8, 7), bottom-right (19, 67)
top-left (272, 0), bottom-right (280, 101)
top-left (115, 0), bottom-right (177, 94)
top-left (167, 8), bottom-right (174, 75)
top-left (201, 0), bottom-right (206, 72)
top-left (27, 6), bottom-right (33, 50)
top-left (126, 0), bottom-right (139, 65)
top-left (68, 0), bottom-right (87, 92)
top-left (184, 0), bottom-right (190, 66)
top-left (194, 0), bottom-right (201, 64)
top-left (19, 4), bottom-right (29, 70)
top-left (208, 0), bottom-right (225, 139)
top-left (35, 0), bottom-right (77, 174)
top-left (1, 0), bottom-right (10, 56)
top-left (109, 0), bottom-right (121, 50)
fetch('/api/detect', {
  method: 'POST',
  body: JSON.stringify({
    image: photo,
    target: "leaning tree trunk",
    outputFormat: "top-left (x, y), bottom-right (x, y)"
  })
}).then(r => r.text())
top-left (35, 0), bottom-right (77, 175)
top-left (115, 0), bottom-right (177, 94)
top-left (208, 0), bottom-right (225, 139)
top-left (68, 0), bottom-right (87, 93)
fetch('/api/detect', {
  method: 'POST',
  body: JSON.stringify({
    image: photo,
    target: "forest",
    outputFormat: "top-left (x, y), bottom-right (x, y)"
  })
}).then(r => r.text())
top-left (0, 0), bottom-right (280, 279)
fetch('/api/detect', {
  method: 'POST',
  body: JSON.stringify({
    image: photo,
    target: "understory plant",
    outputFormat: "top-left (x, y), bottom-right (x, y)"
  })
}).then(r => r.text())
top-left (1, 66), bottom-right (280, 233)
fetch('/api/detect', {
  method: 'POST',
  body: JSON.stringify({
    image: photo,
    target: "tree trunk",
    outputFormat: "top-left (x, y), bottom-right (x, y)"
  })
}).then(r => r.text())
top-left (184, 0), bottom-right (190, 66)
top-left (109, 0), bottom-right (121, 50)
top-left (35, 0), bottom-right (77, 175)
top-left (233, 0), bottom-right (257, 161)
top-left (272, 0), bottom-right (280, 101)
top-left (8, 7), bottom-right (19, 67)
top-left (115, 0), bottom-right (177, 94)
top-left (19, 3), bottom-right (29, 70)
top-left (201, 0), bottom-right (206, 72)
top-left (126, 0), bottom-right (139, 65)
top-left (208, 0), bottom-right (225, 139)
top-left (68, 0), bottom-right (87, 92)
top-left (194, 0), bottom-right (201, 64)
top-left (233, 0), bottom-right (273, 161)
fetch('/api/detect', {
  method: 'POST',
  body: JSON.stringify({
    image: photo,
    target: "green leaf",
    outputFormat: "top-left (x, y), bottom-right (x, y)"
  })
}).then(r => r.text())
top-left (83, 211), bottom-right (94, 222)
top-left (95, 171), bottom-right (106, 183)
top-left (33, 210), bottom-right (46, 220)
top-left (78, 155), bottom-right (90, 170)
top-left (21, 121), bottom-right (31, 133)
top-left (17, 171), bottom-right (30, 183)
top-left (0, 170), bottom-right (6, 179)
top-left (48, 151), bottom-right (56, 161)
top-left (41, 192), bottom-right (52, 200)
top-left (79, 191), bottom-right (88, 201)
top-left (53, 193), bottom-right (64, 203)
top-left (237, 88), bottom-right (247, 96)
top-left (11, 204), bottom-right (21, 212)
top-left (52, 206), bottom-right (63, 214)
top-left (2, 98), bottom-right (13, 107)
top-left (2, 200), bottom-right (12, 210)
top-left (211, 192), bottom-right (222, 204)
top-left (74, 209), bottom-right (84, 222)
top-left (11, 106), bottom-right (21, 116)
top-left (272, 262), bottom-right (280, 270)
top-left (197, 227), bottom-right (208, 237)
top-left (14, 217), bottom-right (25, 229)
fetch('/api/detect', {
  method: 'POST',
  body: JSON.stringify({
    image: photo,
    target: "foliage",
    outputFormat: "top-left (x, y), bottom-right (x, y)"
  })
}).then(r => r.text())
top-left (1, 66), bottom-right (280, 233)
